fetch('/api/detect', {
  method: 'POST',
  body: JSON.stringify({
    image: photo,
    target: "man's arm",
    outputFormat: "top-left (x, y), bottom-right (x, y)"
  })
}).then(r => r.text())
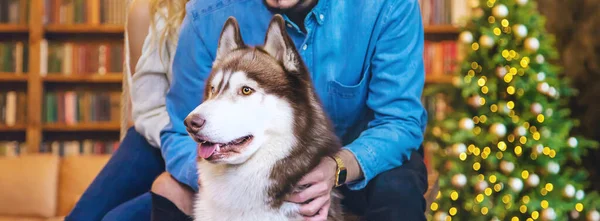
top-left (342, 0), bottom-right (428, 190)
top-left (160, 12), bottom-right (213, 191)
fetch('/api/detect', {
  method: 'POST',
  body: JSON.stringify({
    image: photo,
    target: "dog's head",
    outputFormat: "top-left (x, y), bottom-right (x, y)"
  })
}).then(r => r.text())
top-left (185, 15), bottom-right (313, 164)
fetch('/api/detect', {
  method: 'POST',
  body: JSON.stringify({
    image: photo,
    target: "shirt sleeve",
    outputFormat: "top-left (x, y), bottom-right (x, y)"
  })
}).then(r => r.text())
top-left (160, 13), bottom-right (213, 191)
top-left (129, 16), bottom-right (171, 148)
top-left (343, 0), bottom-right (428, 190)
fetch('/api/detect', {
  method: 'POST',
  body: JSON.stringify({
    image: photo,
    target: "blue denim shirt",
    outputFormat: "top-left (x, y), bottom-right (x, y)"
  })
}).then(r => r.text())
top-left (161, 0), bottom-right (428, 191)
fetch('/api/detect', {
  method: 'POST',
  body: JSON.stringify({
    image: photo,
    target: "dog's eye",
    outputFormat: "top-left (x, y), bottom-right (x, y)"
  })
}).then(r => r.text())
top-left (241, 86), bottom-right (254, 95)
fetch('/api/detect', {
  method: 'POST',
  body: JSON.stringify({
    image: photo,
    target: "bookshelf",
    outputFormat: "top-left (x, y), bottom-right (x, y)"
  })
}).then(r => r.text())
top-left (0, 0), bottom-right (463, 156)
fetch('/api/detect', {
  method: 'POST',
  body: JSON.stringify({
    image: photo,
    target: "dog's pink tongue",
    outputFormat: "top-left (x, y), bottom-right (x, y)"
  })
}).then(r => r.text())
top-left (198, 143), bottom-right (218, 159)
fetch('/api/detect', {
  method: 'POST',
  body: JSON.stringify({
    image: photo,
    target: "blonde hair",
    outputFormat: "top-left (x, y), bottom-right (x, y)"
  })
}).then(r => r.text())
top-left (149, 0), bottom-right (188, 50)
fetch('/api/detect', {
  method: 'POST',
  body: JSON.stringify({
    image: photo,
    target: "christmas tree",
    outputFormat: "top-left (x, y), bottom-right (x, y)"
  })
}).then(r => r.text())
top-left (424, 0), bottom-right (600, 220)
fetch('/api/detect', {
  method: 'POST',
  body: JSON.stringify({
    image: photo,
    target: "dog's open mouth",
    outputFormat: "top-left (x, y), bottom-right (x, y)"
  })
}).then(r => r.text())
top-left (197, 135), bottom-right (253, 160)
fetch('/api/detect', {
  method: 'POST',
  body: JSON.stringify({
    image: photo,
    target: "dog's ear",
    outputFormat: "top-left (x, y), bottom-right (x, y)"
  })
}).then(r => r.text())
top-left (263, 14), bottom-right (300, 72)
top-left (216, 17), bottom-right (244, 61)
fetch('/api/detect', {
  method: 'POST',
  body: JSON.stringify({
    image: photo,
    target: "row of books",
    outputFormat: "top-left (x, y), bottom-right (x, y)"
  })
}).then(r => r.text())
top-left (44, 90), bottom-right (120, 124)
top-left (40, 139), bottom-right (120, 156)
top-left (0, 41), bottom-right (29, 73)
top-left (424, 40), bottom-right (461, 77)
top-left (0, 0), bottom-right (29, 24)
top-left (0, 140), bottom-right (120, 157)
top-left (0, 91), bottom-right (27, 127)
top-left (42, 41), bottom-right (124, 76)
top-left (419, 0), bottom-right (470, 26)
top-left (44, 0), bottom-right (126, 25)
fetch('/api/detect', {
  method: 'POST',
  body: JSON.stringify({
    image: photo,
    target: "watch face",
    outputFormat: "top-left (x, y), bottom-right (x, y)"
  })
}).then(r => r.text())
top-left (338, 170), bottom-right (347, 184)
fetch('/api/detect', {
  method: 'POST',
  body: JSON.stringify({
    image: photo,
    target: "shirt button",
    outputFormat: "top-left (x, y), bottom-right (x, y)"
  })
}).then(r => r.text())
top-left (319, 14), bottom-right (324, 20)
top-left (287, 23), bottom-right (292, 28)
top-left (302, 44), bottom-right (308, 50)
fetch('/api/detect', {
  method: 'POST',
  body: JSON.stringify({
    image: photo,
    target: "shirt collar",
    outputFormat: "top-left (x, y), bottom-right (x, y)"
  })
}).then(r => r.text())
top-left (310, 0), bottom-right (329, 25)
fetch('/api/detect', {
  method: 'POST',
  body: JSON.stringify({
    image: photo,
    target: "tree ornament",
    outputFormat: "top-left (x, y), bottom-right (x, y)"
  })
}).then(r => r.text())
top-left (479, 35), bottom-right (495, 48)
top-left (547, 161), bottom-right (560, 174)
top-left (542, 208), bottom-right (557, 221)
top-left (475, 180), bottom-right (488, 192)
top-left (459, 31), bottom-right (474, 44)
top-left (452, 174), bottom-right (467, 188)
top-left (490, 123), bottom-right (507, 137)
top-left (572, 210), bottom-right (581, 219)
top-left (525, 37), bottom-right (540, 51)
top-left (548, 87), bottom-right (557, 97)
top-left (563, 184), bottom-right (576, 198)
top-left (534, 144), bottom-right (544, 154)
top-left (537, 72), bottom-right (546, 81)
top-left (492, 4), bottom-right (509, 18)
top-left (513, 24), bottom-right (528, 38)
top-left (531, 103), bottom-right (543, 114)
top-left (473, 8), bottom-right (485, 18)
top-left (536, 54), bottom-right (545, 64)
top-left (491, 217), bottom-right (500, 221)
top-left (526, 173), bottom-right (540, 187)
top-left (509, 177), bottom-right (523, 192)
top-left (452, 76), bottom-right (462, 87)
top-left (500, 161), bottom-right (515, 174)
top-left (496, 67), bottom-right (508, 78)
top-left (588, 210), bottom-right (600, 221)
top-left (468, 95), bottom-right (483, 108)
top-left (459, 118), bottom-right (475, 130)
top-left (451, 143), bottom-right (467, 156)
top-left (576, 190), bottom-right (585, 200)
top-left (515, 0), bottom-right (528, 6)
top-left (568, 137), bottom-right (578, 148)
top-left (546, 108), bottom-right (554, 117)
top-left (537, 82), bottom-right (550, 94)
top-left (514, 126), bottom-right (527, 136)
top-left (433, 211), bottom-right (448, 221)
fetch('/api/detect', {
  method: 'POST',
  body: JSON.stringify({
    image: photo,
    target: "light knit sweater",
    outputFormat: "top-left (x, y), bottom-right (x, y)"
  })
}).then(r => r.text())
top-left (123, 12), bottom-right (177, 148)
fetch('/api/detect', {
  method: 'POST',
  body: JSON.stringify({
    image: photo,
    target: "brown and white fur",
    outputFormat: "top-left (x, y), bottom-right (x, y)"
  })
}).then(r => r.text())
top-left (183, 15), bottom-right (343, 221)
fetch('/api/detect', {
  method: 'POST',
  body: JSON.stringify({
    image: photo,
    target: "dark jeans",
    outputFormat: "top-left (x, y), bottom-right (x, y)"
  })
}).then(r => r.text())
top-left (65, 127), bottom-right (166, 221)
top-left (152, 151), bottom-right (429, 221)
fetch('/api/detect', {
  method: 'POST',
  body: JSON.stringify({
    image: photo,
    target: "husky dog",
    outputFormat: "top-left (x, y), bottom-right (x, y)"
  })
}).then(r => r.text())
top-left (184, 15), bottom-right (343, 221)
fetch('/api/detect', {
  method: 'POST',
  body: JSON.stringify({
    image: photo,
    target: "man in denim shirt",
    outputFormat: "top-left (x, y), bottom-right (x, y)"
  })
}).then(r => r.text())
top-left (156, 0), bottom-right (429, 220)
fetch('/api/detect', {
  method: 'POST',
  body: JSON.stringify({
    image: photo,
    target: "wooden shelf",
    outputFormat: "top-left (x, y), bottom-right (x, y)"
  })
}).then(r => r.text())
top-left (0, 73), bottom-right (28, 82)
top-left (43, 73), bottom-right (122, 83)
top-left (43, 122), bottom-right (120, 132)
top-left (426, 75), bottom-right (454, 84)
top-left (424, 25), bottom-right (460, 34)
top-left (45, 24), bottom-right (124, 34)
top-left (0, 124), bottom-right (27, 132)
top-left (0, 24), bottom-right (29, 33)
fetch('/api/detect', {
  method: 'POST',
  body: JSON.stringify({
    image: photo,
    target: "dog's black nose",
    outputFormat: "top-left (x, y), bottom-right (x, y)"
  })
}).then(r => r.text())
top-left (184, 114), bottom-right (206, 133)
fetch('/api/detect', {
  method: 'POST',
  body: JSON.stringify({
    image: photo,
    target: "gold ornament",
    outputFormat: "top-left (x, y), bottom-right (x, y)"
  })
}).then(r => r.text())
top-left (492, 4), bottom-right (509, 18)
top-left (475, 180), bottom-right (488, 192)
top-left (480, 35), bottom-right (495, 48)
top-left (451, 143), bottom-right (467, 156)
top-left (468, 95), bottom-right (483, 108)
top-left (433, 211), bottom-right (448, 221)
top-left (525, 37), bottom-right (540, 51)
top-left (459, 31), bottom-right (474, 44)
top-left (513, 24), bottom-right (528, 38)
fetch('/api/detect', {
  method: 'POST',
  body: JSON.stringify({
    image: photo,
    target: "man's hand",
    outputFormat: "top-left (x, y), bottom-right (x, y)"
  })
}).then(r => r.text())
top-left (286, 157), bottom-right (337, 221)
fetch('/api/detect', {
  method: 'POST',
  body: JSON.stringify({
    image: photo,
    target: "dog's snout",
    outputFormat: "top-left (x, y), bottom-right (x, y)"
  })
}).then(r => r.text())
top-left (185, 114), bottom-right (206, 133)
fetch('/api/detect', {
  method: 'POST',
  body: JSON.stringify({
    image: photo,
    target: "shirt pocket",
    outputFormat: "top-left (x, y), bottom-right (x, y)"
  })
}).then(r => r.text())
top-left (327, 72), bottom-right (369, 134)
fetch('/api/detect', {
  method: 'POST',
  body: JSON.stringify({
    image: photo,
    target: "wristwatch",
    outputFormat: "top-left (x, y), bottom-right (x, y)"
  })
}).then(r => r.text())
top-left (330, 155), bottom-right (347, 187)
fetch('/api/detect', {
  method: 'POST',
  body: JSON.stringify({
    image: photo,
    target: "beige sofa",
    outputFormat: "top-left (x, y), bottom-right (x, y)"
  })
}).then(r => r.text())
top-left (0, 154), bottom-right (110, 221)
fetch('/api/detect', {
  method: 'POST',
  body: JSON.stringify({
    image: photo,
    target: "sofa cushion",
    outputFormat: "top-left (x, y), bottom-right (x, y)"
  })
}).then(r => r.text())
top-left (0, 155), bottom-right (60, 218)
top-left (57, 155), bottom-right (110, 216)
top-left (0, 216), bottom-right (46, 221)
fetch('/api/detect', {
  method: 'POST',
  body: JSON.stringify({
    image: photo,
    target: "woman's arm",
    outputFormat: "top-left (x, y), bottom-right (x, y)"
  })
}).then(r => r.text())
top-left (125, 0), bottom-right (172, 148)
